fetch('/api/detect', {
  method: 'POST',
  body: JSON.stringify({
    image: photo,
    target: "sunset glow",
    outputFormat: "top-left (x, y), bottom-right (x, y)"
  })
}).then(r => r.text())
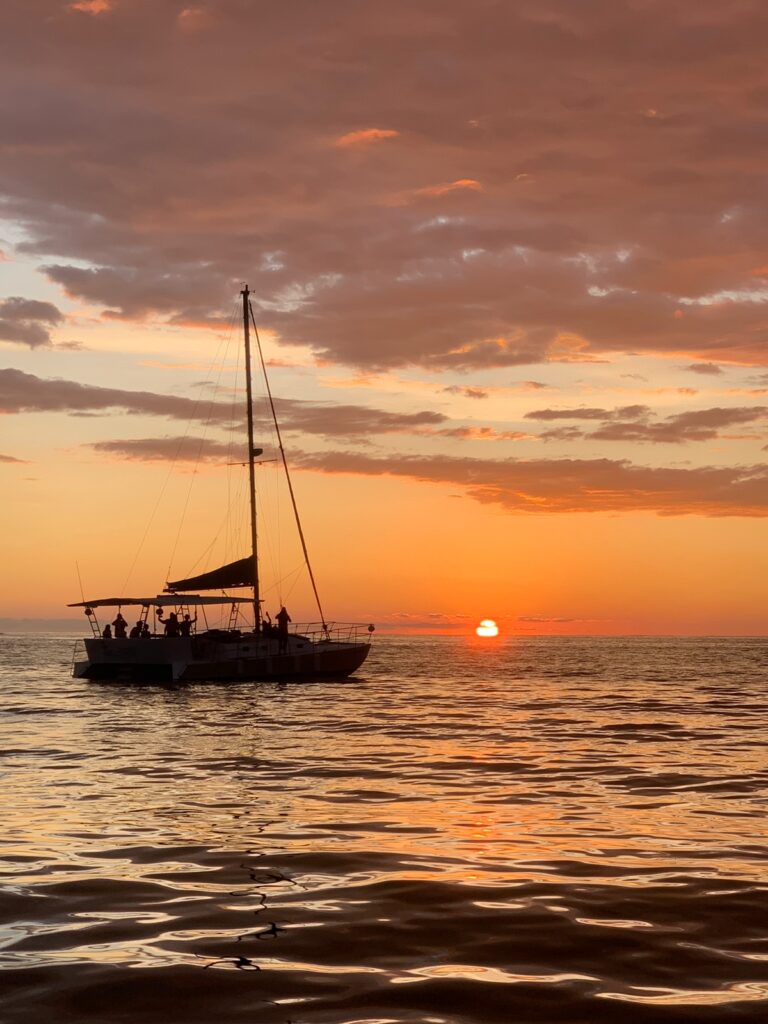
top-left (0, 2), bottom-right (766, 636)
top-left (476, 619), bottom-right (499, 638)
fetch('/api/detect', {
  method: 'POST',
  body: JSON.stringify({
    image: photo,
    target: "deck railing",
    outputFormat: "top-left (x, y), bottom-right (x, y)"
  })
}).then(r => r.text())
top-left (75, 623), bottom-right (375, 644)
top-left (288, 622), bottom-right (374, 645)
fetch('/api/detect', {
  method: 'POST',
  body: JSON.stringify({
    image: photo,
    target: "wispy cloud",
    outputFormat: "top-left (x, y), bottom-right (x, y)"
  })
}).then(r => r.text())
top-left (290, 448), bottom-right (768, 517)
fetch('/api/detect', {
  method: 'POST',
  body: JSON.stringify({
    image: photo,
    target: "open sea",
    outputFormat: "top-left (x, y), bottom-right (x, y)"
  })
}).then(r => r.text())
top-left (1, 634), bottom-right (767, 1023)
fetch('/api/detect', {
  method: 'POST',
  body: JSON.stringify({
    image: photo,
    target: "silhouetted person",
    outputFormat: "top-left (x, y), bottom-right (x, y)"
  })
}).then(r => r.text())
top-left (141, 623), bottom-right (151, 639)
top-left (129, 620), bottom-right (142, 639)
top-left (156, 608), bottom-right (180, 637)
top-left (112, 613), bottom-right (127, 639)
top-left (276, 606), bottom-right (291, 653)
top-left (179, 613), bottom-right (196, 637)
top-left (102, 624), bottom-right (112, 639)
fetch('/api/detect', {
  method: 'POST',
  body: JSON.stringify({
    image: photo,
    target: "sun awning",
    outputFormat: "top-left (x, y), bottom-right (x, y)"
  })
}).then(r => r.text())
top-left (165, 555), bottom-right (255, 592)
top-left (68, 595), bottom-right (252, 608)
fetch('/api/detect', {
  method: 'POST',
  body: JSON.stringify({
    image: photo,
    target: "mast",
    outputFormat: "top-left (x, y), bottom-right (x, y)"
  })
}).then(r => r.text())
top-left (241, 285), bottom-right (260, 630)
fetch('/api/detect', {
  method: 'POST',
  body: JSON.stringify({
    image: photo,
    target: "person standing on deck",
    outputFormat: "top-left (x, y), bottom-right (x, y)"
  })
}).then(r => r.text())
top-left (179, 614), bottom-right (196, 637)
top-left (112, 613), bottom-right (127, 638)
top-left (276, 606), bottom-right (291, 654)
top-left (156, 609), bottom-right (181, 637)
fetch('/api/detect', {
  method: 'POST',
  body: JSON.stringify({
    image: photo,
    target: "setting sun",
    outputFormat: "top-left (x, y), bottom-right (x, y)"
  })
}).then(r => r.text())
top-left (476, 619), bottom-right (499, 638)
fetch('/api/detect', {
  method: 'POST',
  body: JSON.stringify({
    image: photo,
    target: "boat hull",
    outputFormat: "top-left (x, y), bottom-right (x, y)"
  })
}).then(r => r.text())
top-left (73, 633), bottom-right (370, 683)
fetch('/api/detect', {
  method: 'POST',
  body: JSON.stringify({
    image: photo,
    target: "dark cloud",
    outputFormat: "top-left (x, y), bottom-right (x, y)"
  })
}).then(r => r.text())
top-left (433, 426), bottom-right (530, 441)
top-left (443, 385), bottom-right (489, 399)
top-left (0, 368), bottom-right (447, 441)
top-left (684, 362), bottom-right (724, 375)
top-left (1, 2), bottom-right (768, 367)
top-left (89, 436), bottom-right (233, 462)
top-left (533, 402), bottom-right (768, 443)
top-left (526, 405), bottom-right (649, 421)
top-left (0, 368), bottom-right (235, 422)
top-left (591, 406), bottom-right (768, 443)
top-left (276, 400), bottom-right (446, 441)
top-left (0, 297), bottom-right (63, 348)
top-left (291, 448), bottom-right (768, 516)
top-left (0, 452), bottom-right (28, 463)
top-left (539, 426), bottom-right (586, 442)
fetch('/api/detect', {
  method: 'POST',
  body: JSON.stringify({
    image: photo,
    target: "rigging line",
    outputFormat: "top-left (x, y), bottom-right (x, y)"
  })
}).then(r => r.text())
top-left (75, 561), bottom-right (85, 603)
top-left (249, 301), bottom-right (327, 629)
top-left (261, 561), bottom-right (304, 597)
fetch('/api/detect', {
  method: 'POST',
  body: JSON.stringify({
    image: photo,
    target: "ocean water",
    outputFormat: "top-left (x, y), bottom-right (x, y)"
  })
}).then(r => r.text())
top-left (1, 634), bottom-right (767, 1023)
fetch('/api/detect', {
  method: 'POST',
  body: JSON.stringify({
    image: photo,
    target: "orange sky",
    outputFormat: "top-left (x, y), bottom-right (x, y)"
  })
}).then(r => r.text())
top-left (1, 1), bottom-right (767, 634)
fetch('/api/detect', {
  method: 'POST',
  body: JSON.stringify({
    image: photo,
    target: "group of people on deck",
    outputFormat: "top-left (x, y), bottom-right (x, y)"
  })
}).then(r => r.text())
top-left (102, 610), bottom-right (196, 640)
top-left (101, 606), bottom-right (292, 647)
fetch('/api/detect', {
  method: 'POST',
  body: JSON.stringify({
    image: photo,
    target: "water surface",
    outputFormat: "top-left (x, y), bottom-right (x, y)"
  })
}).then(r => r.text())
top-left (1, 635), bottom-right (767, 1022)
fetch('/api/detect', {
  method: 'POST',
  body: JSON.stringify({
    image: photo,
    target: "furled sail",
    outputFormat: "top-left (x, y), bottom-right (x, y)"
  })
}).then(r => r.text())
top-left (166, 555), bottom-right (255, 592)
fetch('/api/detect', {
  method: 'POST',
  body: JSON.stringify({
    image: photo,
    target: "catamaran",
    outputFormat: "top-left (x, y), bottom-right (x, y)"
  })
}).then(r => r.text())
top-left (69, 287), bottom-right (373, 682)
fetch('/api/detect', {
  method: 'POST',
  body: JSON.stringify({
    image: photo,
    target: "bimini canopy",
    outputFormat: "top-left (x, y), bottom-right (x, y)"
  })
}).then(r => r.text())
top-left (68, 595), bottom-right (252, 608)
top-left (165, 555), bottom-right (255, 593)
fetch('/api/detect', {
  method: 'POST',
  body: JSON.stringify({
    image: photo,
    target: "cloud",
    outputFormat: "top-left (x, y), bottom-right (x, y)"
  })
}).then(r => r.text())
top-left (0, 297), bottom-right (63, 348)
top-left (684, 362), bottom-right (724, 375)
top-left (275, 399), bottom-right (446, 441)
top-left (0, 369), bottom-right (457, 444)
top-left (392, 179), bottom-right (483, 204)
top-left (518, 615), bottom-right (579, 624)
top-left (3, 2), bottom-right (768, 368)
top-left (67, 1), bottom-right (112, 13)
top-left (529, 402), bottom-right (768, 444)
top-left (432, 426), bottom-right (531, 441)
top-left (290, 448), bottom-right (768, 517)
top-left (382, 612), bottom-right (471, 630)
top-left (0, 453), bottom-right (28, 464)
top-left (591, 406), bottom-right (768, 443)
top-left (442, 385), bottom-right (489, 399)
top-left (0, 368), bottom-right (236, 422)
top-left (526, 405), bottom-right (649, 421)
top-left (89, 437), bottom-right (233, 462)
top-left (334, 128), bottom-right (400, 148)
top-left (539, 426), bottom-right (586, 442)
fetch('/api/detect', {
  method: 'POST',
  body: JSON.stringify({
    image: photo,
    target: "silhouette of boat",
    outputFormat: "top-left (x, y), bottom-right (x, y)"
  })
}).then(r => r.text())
top-left (69, 287), bottom-right (373, 682)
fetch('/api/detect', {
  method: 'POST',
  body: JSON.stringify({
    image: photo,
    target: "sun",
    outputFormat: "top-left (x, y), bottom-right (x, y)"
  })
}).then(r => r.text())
top-left (475, 618), bottom-right (499, 638)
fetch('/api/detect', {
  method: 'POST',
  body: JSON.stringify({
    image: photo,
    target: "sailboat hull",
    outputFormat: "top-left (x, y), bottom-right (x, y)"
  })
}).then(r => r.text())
top-left (73, 632), bottom-right (371, 683)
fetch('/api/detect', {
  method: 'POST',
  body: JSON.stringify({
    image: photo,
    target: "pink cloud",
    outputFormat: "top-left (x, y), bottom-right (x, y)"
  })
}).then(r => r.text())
top-left (68, 1), bottom-right (112, 13)
top-left (334, 128), bottom-right (400, 147)
top-left (2, 0), bottom-right (768, 373)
